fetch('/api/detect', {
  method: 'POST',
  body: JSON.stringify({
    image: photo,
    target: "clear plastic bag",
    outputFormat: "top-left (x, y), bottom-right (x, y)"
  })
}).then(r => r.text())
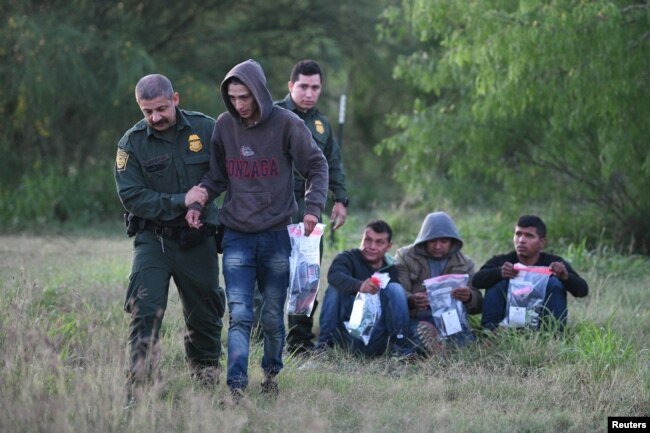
top-left (286, 223), bottom-right (325, 316)
top-left (344, 272), bottom-right (388, 345)
top-left (424, 274), bottom-right (471, 338)
top-left (501, 264), bottom-right (552, 329)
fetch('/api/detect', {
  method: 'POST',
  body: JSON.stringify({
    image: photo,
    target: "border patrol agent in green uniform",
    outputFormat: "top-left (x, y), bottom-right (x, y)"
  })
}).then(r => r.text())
top-left (276, 60), bottom-right (349, 353)
top-left (114, 74), bottom-right (226, 398)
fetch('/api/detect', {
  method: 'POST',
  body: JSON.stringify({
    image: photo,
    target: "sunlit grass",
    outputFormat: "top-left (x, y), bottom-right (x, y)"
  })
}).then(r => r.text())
top-left (0, 225), bottom-right (649, 432)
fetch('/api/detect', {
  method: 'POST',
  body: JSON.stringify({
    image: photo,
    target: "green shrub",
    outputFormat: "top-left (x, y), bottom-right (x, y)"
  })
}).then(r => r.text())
top-left (0, 163), bottom-right (120, 231)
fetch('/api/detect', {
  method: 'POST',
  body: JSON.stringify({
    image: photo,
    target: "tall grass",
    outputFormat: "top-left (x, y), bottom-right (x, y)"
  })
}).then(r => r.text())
top-left (0, 217), bottom-right (649, 433)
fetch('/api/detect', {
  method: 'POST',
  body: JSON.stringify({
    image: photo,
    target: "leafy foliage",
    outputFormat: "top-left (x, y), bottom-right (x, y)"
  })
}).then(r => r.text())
top-left (379, 0), bottom-right (650, 252)
top-left (0, 164), bottom-right (117, 227)
top-left (0, 0), bottom-right (418, 230)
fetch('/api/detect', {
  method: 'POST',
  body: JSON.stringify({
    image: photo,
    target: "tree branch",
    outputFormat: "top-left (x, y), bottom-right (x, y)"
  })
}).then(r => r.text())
top-left (148, 10), bottom-right (199, 54)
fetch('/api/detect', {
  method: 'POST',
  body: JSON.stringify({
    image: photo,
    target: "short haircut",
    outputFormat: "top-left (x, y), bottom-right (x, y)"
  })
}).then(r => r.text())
top-left (365, 220), bottom-right (393, 242)
top-left (225, 76), bottom-right (245, 87)
top-left (135, 74), bottom-right (174, 101)
top-left (516, 215), bottom-right (547, 238)
top-left (290, 60), bottom-right (322, 83)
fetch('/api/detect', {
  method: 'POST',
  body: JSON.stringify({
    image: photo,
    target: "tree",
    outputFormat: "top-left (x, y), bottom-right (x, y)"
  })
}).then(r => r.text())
top-left (0, 0), bottom-right (415, 226)
top-left (380, 0), bottom-right (650, 252)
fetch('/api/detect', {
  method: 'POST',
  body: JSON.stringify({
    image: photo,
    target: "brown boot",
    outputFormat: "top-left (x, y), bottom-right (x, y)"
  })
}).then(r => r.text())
top-left (415, 321), bottom-right (446, 355)
top-left (190, 362), bottom-right (221, 387)
top-left (230, 387), bottom-right (245, 405)
top-left (260, 373), bottom-right (279, 398)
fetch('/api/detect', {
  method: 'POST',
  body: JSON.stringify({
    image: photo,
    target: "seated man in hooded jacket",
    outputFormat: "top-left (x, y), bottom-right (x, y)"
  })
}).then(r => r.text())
top-left (395, 211), bottom-right (482, 353)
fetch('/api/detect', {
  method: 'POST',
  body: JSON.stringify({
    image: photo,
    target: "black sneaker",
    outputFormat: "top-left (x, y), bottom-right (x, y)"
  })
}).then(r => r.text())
top-left (389, 334), bottom-right (419, 362)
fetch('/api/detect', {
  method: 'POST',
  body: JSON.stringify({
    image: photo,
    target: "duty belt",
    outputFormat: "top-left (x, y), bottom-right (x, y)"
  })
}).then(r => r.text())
top-left (144, 220), bottom-right (216, 237)
top-left (143, 221), bottom-right (183, 240)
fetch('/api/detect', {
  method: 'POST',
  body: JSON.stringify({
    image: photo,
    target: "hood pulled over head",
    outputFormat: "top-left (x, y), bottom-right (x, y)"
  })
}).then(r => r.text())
top-left (414, 211), bottom-right (463, 251)
top-left (220, 59), bottom-right (274, 125)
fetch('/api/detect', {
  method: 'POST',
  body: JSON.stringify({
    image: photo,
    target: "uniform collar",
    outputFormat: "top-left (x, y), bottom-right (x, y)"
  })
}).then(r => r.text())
top-left (281, 94), bottom-right (317, 118)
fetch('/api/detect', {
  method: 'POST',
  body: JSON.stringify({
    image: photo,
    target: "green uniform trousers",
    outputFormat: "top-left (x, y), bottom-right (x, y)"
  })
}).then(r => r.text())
top-left (125, 229), bottom-right (226, 375)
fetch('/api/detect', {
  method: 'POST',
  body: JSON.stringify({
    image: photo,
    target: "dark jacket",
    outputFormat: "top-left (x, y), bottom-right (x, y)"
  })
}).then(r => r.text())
top-left (199, 59), bottom-right (329, 232)
top-left (328, 249), bottom-right (397, 296)
top-left (275, 94), bottom-right (347, 203)
top-left (115, 108), bottom-right (219, 227)
top-left (395, 212), bottom-right (482, 314)
top-left (472, 251), bottom-right (589, 298)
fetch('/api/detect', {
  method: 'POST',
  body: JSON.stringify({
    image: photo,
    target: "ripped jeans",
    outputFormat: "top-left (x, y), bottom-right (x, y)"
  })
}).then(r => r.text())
top-left (222, 228), bottom-right (291, 390)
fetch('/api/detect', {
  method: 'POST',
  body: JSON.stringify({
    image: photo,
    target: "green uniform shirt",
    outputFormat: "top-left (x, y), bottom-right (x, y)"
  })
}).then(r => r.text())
top-left (276, 94), bottom-right (348, 202)
top-left (114, 108), bottom-right (219, 226)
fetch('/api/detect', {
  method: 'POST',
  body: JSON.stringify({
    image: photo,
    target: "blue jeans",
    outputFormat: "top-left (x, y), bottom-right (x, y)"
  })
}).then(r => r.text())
top-left (222, 228), bottom-right (291, 390)
top-left (317, 282), bottom-right (412, 356)
top-left (481, 277), bottom-right (568, 331)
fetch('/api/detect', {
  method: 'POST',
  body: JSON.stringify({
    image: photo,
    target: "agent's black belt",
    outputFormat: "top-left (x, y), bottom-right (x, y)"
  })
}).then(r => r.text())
top-left (143, 221), bottom-right (215, 240)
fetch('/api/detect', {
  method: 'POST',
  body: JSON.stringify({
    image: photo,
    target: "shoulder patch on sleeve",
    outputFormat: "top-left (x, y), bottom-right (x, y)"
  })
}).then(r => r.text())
top-left (116, 149), bottom-right (129, 172)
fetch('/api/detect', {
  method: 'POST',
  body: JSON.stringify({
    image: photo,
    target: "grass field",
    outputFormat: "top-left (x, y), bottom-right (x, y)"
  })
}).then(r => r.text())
top-left (1, 216), bottom-right (648, 433)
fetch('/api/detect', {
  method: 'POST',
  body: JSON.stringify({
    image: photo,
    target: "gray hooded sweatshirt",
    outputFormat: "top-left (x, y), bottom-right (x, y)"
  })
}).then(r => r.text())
top-left (395, 211), bottom-right (482, 314)
top-left (414, 211), bottom-right (464, 276)
top-left (200, 59), bottom-right (329, 232)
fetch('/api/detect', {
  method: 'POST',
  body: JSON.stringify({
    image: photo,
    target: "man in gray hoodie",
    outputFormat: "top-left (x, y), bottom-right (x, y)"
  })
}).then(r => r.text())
top-left (395, 211), bottom-right (482, 351)
top-left (186, 59), bottom-right (328, 401)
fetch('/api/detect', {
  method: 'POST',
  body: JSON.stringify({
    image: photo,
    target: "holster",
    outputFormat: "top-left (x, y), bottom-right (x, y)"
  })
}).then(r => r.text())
top-left (214, 225), bottom-right (224, 254)
top-left (124, 212), bottom-right (145, 237)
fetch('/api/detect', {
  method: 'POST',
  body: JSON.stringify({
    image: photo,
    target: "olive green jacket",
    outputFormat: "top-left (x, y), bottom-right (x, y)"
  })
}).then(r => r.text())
top-left (395, 244), bottom-right (482, 315)
top-left (276, 94), bottom-right (347, 203)
top-left (114, 108), bottom-right (219, 227)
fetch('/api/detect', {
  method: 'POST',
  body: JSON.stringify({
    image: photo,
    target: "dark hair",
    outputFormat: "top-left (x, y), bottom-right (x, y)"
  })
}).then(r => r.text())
top-left (290, 60), bottom-right (322, 83)
top-left (135, 74), bottom-right (174, 101)
top-left (365, 220), bottom-right (392, 242)
top-left (224, 76), bottom-right (245, 87)
top-left (516, 215), bottom-right (546, 238)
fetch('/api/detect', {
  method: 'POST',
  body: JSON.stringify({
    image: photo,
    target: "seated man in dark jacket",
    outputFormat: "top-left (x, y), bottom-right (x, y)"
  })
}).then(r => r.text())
top-left (473, 215), bottom-right (589, 331)
top-left (315, 220), bottom-right (413, 357)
